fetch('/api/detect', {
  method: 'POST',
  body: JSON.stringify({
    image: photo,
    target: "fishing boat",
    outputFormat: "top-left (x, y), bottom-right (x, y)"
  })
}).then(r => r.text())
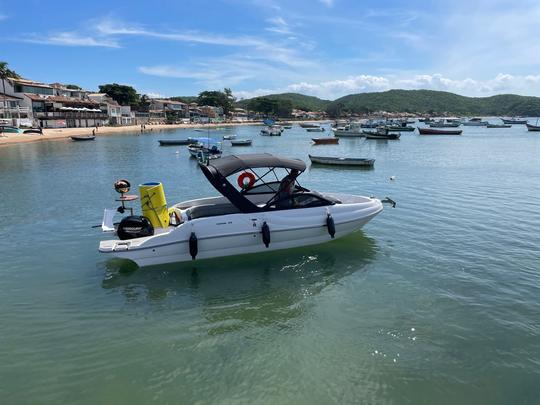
top-left (299, 122), bottom-right (320, 128)
top-left (486, 124), bottom-right (511, 129)
top-left (312, 138), bottom-right (339, 145)
top-left (70, 135), bottom-right (96, 141)
top-left (98, 153), bottom-right (386, 267)
top-left (462, 119), bottom-right (488, 126)
top-left (364, 131), bottom-right (401, 140)
top-left (231, 139), bottom-right (253, 146)
top-left (306, 127), bottom-right (325, 132)
top-left (418, 127), bottom-right (462, 135)
top-left (188, 144), bottom-right (222, 158)
top-left (158, 139), bottom-right (196, 146)
top-left (23, 128), bottom-right (43, 134)
top-left (385, 125), bottom-right (415, 132)
top-left (223, 134), bottom-right (237, 140)
top-left (526, 123), bottom-right (540, 131)
top-left (501, 118), bottom-right (527, 124)
top-left (260, 125), bottom-right (283, 136)
top-left (332, 123), bottom-right (364, 137)
top-left (309, 155), bottom-right (375, 167)
top-left (0, 125), bottom-right (22, 134)
top-left (429, 121), bottom-right (461, 128)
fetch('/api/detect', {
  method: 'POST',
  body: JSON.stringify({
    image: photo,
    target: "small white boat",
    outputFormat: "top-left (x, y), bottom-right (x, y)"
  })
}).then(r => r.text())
top-left (306, 127), bottom-right (325, 132)
top-left (223, 134), bottom-right (237, 140)
top-left (309, 155), bottom-right (375, 167)
top-left (261, 125), bottom-right (283, 136)
top-left (332, 123), bottom-right (364, 137)
top-left (99, 154), bottom-right (384, 267)
top-left (231, 139), bottom-right (252, 146)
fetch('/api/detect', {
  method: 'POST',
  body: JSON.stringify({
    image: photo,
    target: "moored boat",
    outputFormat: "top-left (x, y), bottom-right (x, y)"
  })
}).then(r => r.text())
top-left (261, 125), bottom-right (283, 136)
top-left (365, 131), bottom-right (401, 140)
top-left (23, 128), bottom-right (43, 134)
top-left (299, 122), bottom-right (320, 128)
top-left (501, 117), bottom-right (527, 124)
top-left (309, 154), bottom-right (375, 167)
top-left (98, 153), bottom-right (385, 267)
top-left (231, 139), bottom-right (253, 146)
top-left (418, 127), bottom-right (462, 135)
top-left (222, 134), bottom-right (237, 140)
top-left (486, 124), bottom-right (511, 129)
top-left (526, 123), bottom-right (540, 131)
top-left (429, 121), bottom-right (461, 128)
top-left (158, 139), bottom-right (196, 146)
top-left (0, 125), bottom-right (23, 134)
top-left (385, 125), bottom-right (415, 132)
top-left (306, 127), bottom-right (325, 132)
top-left (70, 135), bottom-right (96, 141)
top-left (332, 123), bottom-right (364, 137)
top-left (312, 137), bottom-right (339, 145)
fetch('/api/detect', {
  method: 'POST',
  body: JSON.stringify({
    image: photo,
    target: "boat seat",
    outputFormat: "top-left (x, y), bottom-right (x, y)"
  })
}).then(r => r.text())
top-left (186, 203), bottom-right (241, 219)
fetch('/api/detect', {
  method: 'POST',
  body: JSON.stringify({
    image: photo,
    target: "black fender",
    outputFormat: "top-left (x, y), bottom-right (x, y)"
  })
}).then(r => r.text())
top-left (326, 214), bottom-right (336, 238)
top-left (189, 232), bottom-right (198, 260)
top-left (261, 222), bottom-right (270, 248)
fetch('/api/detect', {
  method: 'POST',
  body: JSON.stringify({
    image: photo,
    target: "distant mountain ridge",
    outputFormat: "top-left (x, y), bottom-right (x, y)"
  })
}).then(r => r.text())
top-left (237, 90), bottom-right (540, 116)
top-left (236, 93), bottom-right (331, 112)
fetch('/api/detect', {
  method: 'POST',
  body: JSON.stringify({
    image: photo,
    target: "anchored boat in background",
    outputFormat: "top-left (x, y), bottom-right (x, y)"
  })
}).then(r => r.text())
top-left (99, 154), bottom-right (386, 267)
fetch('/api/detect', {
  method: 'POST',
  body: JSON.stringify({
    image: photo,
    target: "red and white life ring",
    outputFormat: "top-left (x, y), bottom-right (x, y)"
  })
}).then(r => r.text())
top-left (237, 172), bottom-right (256, 189)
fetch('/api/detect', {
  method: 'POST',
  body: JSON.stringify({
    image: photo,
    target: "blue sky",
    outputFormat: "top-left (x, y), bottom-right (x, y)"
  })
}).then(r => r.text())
top-left (1, 0), bottom-right (539, 100)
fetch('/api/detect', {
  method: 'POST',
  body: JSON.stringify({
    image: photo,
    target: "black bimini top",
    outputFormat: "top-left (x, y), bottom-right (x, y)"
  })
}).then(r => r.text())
top-left (199, 153), bottom-right (307, 213)
top-left (203, 153), bottom-right (306, 177)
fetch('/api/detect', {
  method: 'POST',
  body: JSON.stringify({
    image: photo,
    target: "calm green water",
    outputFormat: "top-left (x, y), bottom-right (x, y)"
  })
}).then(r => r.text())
top-left (1, 123), bottom-right (539, 404)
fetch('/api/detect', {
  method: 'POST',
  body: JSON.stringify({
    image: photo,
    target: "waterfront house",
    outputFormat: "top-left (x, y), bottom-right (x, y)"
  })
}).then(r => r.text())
top-left (26, 94), bottom-right (107, 128)
top-left (0, 92), bottom-right (30, 126)
top-left (149, 99), bottom-right (189, 123)
top-left (231, 108), bottom-right (248, 122)
top-left (88, 93), bottom-right (122, 125)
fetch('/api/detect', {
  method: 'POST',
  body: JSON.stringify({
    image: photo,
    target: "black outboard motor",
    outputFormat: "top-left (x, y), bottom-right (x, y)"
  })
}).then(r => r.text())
top-left (117, 216), bottom-right (154, 240)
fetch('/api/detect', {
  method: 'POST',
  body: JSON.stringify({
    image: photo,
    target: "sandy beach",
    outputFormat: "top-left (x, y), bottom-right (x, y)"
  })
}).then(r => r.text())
top-left (0, 121), bottom-right (266, 147)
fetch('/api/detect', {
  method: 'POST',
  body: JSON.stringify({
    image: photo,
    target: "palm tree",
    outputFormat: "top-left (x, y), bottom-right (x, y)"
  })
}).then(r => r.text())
top-left (0, 62), bottom-right (21, 119)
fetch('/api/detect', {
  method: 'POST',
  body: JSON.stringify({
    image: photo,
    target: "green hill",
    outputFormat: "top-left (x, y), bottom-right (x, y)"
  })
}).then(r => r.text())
top-left (237, 93), bottom-right (331, 112)
top-left (326, 90), bottom-right (540, 116)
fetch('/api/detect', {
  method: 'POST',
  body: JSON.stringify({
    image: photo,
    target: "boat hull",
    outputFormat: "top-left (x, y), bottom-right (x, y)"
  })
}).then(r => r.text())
top-left (309, 155), bottom-right (375, 166)
top-left (502, 118), bottom-right (527, 124)
top-left (158, 139), bottom-right (195, 145)
top-left (526, 123), bottom-right (540, 131)
top-left (418, 127), bottom-right (462, 135)
top-left (99, 195), bottom-right (383, 267)
top-left (312, 138), bottom-right (339, 144)
top-left (70, 135), bottom-right (95, 141)
top-left (332, 129), bottom-right (364, 137)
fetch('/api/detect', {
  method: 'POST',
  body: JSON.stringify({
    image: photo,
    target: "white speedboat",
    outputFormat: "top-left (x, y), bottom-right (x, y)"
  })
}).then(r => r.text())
top-left (260, 125), bottom-right (283, 136)
top-left (99, 154), bottom-right (385, 267)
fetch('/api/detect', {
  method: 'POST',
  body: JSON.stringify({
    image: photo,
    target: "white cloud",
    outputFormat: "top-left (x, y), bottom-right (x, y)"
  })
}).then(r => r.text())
top-left (319, 0), bottom-right (335, 7)
top-left (265, 16), bottom-right (292, 35)
top-left (21, 32), bottom-right (120, 48)
top-left (233, 73), bottom-right (540, 100)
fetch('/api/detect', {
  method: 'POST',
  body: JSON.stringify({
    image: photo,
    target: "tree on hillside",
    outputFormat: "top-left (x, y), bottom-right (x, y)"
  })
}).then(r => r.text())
top-left (137, 94), bottom-right (151, 111)
top-left (247, 97), bottom-right (292, 117)
top-left (197, 89), bottom-right (234, 115)
top-left (0, 61), bottom-right (21, 119)
top-left (65, 84), bottom-right (82, 90)
top-left (98, 83), bottom-right (140, 106)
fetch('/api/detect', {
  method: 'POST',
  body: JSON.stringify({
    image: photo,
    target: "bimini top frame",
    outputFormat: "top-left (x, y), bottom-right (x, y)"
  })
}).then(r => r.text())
top-left (199, 153), bottom-right (307, 213)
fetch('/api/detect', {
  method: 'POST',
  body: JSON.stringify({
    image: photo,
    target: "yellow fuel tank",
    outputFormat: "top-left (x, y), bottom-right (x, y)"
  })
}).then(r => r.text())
top-left (139, 182), bottom-right (169, 228)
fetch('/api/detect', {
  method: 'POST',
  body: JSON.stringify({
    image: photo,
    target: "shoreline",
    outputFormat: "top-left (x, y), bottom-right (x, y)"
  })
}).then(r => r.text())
top-left (0, 120), bottom-right (328, 147)
top-left (0, 122), bottom-right (259, 147)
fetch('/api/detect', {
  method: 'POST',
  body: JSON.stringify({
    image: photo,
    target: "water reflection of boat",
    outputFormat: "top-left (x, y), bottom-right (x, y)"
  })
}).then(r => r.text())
top-left (101, 233), bottom-right (377, 330)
